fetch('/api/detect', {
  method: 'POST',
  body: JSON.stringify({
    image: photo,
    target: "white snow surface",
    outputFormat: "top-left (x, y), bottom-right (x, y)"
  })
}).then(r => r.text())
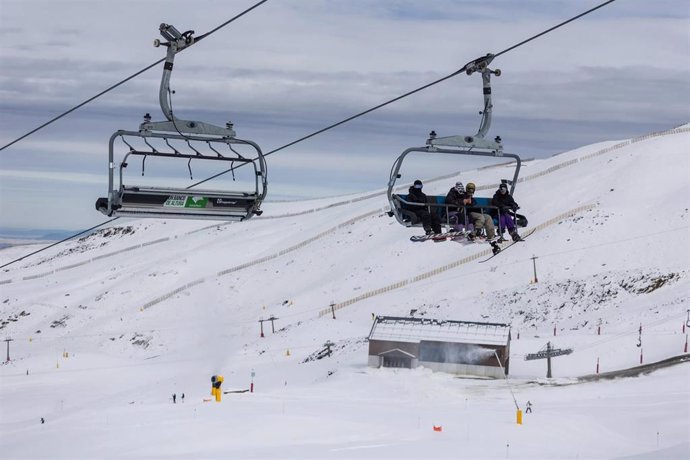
top-left (1, 126), bottom-right (689, 459)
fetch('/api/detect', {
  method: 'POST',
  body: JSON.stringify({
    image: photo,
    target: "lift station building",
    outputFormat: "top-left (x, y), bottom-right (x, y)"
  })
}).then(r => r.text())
top-left (367, 316), bottom-right (511, 378)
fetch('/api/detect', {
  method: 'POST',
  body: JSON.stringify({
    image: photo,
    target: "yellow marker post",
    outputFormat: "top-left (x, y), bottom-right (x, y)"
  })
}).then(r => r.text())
top-left (286, 349), bottom-right (291, 356)
top-left (516, 409), bottom-right (523, 425)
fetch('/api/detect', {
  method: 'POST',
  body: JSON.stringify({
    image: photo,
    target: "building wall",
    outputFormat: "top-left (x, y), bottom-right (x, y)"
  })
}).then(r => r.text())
top-left (368, 339), bottom-right (510, 376)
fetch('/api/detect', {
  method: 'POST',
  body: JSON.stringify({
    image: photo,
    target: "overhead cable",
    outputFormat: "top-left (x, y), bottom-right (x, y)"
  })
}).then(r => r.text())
top-left (0, 0), bottom-right (269, 152)
top-left (274, 0), bottom-right (619, 158)
top-left (190, 0), bottom-right (618, 188)
top-left (0, 1), bottom-right (270, 267)
top-left (0, 220), bottom-right (116, 270)
top-left (0, 0), bottom-right (617, 266)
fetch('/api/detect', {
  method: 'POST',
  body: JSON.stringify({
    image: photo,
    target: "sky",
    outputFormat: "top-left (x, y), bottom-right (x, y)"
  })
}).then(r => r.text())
top-left (0, 0), bottom-right (689, 230)
top-left (0, 125), bottom-right (689, 458)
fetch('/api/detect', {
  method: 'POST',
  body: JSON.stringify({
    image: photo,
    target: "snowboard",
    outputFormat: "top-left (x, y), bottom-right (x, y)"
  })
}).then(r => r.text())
top-left (410, 230), bottom-right (467, 243)
top-left (478, 228), bottom-right (536, 263)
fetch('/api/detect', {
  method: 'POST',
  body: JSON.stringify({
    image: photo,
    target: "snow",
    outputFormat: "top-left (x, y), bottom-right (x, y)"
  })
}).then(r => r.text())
top-left (1, 125), bottom-right (689, 459)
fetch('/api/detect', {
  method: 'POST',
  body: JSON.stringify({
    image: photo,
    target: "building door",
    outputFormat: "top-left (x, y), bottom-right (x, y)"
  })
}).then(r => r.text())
top-left (383, 356), bottom-right (411, 368)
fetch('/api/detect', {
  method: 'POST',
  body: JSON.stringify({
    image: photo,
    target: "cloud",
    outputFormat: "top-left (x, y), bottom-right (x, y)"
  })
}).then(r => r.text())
top-left (0, 0), bottom-right (688, 229)
top-left (0, 169), bottom-right (104, 185)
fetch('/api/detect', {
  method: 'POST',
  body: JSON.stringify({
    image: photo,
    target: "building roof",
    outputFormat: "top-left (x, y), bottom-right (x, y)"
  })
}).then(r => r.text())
top-left (368, 316), bottom-right (510, 346)
top-left (378, 348), bottom-right (416, 358)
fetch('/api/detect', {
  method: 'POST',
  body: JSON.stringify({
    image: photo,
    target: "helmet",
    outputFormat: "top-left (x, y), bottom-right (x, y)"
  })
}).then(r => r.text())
top-left (466, 182), bottom-right (476, 192)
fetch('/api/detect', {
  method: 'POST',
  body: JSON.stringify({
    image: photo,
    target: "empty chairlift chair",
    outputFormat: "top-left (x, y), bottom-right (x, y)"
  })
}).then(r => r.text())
top-left (95, 24), bottom-right (267, 221)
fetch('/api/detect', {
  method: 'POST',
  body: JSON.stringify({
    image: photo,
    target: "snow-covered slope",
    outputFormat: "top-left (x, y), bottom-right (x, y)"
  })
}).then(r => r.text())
top-left (1, 126), bottom-right (689, 459)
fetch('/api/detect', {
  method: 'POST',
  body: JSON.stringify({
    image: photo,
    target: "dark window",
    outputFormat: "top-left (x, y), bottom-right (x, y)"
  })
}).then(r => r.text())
top-left (383, 356), bottom-right (412, 369)
top-left (420, 341), bottom-right (495, 365)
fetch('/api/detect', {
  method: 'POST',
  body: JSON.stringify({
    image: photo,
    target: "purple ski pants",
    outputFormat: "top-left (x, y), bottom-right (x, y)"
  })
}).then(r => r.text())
top-left (499, 213), bottom-right (516, 233)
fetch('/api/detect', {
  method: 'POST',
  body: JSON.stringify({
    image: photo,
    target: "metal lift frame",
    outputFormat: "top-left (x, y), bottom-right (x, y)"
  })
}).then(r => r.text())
top-left (96, 24), bottom-right (267, 221)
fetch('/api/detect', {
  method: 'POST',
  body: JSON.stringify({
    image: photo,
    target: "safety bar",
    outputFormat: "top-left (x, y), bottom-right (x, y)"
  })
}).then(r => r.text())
top-left (391, 194), bottom-right (506, 235)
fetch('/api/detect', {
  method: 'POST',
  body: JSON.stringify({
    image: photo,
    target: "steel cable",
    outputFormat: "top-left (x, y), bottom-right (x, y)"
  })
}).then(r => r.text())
top-left (0, 0), bottom-right (617, 267)
top-left (0, 0), bottom-right (269, 152)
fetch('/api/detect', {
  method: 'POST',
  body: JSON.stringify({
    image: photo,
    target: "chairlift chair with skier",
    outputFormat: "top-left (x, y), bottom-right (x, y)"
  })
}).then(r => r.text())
top-left (386, 54), bottom-right (527, 234)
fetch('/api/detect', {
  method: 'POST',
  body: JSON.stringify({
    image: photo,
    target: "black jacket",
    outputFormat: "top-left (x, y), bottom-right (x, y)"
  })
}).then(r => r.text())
top-left (445, 187), bottom-right (464, 210)
top-left (407, 186), bottom-right (429, 205)
top-left (491, 189), bottom-right (519, 214)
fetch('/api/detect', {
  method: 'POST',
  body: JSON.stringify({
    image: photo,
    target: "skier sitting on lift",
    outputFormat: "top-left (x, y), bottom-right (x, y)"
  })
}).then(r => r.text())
top-left (407, 180), bottom-right (442, 235)
top-left (491, 183), bottom-right (522, 242)
top-left (444, 182), bottom-right (468, 231)
top-left (463, 182), bottom-right (496, 241)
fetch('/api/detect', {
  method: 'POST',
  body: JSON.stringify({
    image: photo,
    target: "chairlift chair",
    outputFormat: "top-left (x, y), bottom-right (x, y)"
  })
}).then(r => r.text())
top-left (95, 24), bottom-right (267, 221)
top-left (386, 54), bottom-right (526, 232)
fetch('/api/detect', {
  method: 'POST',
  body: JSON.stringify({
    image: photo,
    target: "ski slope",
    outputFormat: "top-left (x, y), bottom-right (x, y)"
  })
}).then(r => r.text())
top-left (1, 125), bottom-right (689, 459)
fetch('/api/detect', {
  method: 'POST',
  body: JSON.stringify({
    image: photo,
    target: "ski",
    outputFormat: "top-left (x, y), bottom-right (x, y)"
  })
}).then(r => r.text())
top-left (410, 230), bottom-right (467, 243)
top-left (478, 228), bottom-right (536, 263)
top-left (410, 234), bottom-right (436, 242)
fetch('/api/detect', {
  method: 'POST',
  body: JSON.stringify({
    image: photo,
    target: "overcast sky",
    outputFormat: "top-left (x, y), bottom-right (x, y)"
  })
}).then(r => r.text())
top-left (1, 0), bottom-right (688, 231)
